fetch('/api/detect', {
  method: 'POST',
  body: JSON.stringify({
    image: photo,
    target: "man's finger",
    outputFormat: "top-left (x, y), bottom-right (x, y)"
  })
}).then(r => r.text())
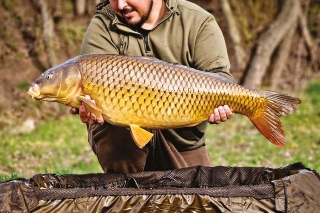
top-left (208, 113), bottom-right (215, 123)
top-left (213, 108), bottom-right (221, 124)
top-left (69, 108), bottom-right (79, 115)
top-left (217, 106), bottom-right (227, 122)
top-left (79, 105), bottom-right (89, 123)
top-left (97, 116), bottom-right (105, 124)
top-left (224, 105), bottom-right (233, 119)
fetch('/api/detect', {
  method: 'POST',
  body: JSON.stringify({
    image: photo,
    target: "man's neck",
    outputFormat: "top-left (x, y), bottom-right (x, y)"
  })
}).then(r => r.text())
top-left (141, 0), bottom-right (166, 30)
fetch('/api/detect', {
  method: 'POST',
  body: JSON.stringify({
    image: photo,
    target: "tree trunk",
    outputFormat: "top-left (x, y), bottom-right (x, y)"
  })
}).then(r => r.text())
top-left (53, 0), bottom-right (62, 20)
top-left (220, 0), bottom-right (247, 74)
top-left (298, 0), bottom-right (318, 72)
top-left (269, 23), bottom-right (297, 90)
top-left (293, 37), bottom-right (304, 91)
top-left (86, 0), bottom-right (101, 15)
top-left (39, 0), bottom-right (58, 67)
top-left (74, 0), bottom-right (87, 16)
top-left (241, 0), bottom-right (300, 89)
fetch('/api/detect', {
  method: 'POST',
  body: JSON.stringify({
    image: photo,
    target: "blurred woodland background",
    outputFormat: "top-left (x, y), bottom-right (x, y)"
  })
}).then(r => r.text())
top-left (0, 0), bottom-right (319, 176)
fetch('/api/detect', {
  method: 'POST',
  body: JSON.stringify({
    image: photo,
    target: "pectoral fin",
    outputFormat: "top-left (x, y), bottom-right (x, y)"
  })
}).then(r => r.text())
top-left (77, 95), bottom-right (102, 117)
top-left (129, 124), bottom-right (153, 148)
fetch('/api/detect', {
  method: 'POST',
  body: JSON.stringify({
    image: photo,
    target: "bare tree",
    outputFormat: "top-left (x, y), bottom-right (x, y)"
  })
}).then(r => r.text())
top-left (87, 0), bottom-right (101, 15)
top-left (241, 0), bottom-right (301, 89)
top-left (269, 23), bottom-right (297, 90)
top-left (220, 0), bottom-right (247, 74)
top-left (298, 0), bottom-right (318, 72)
top-left (39, 0), bottom-right (58, 67)
top-left (74, 0), bottom-right (101, 16)
top-left (74, 0), bottom-right (87, 16)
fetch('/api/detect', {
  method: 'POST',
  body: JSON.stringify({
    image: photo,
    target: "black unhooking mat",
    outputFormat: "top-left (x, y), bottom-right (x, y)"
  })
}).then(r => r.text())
top-left (0, 163), bottom-right (319, 213)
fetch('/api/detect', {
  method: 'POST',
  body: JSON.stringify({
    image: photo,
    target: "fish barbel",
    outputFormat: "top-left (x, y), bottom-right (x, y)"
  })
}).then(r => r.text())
top-left (28, 54), bottom-right (301, 148)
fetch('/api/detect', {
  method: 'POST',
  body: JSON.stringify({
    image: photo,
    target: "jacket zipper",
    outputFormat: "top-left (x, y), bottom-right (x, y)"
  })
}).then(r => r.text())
top-left (143, 35), bottom-right (151, 53)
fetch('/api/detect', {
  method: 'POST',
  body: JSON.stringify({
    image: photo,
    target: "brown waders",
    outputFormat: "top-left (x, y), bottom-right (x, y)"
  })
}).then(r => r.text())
top-left (88, 123), bottom-right (212, 173)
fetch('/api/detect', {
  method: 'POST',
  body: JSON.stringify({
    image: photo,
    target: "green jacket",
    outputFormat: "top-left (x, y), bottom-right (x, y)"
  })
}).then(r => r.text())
top-left (81, 0), bottom-right (234, 151)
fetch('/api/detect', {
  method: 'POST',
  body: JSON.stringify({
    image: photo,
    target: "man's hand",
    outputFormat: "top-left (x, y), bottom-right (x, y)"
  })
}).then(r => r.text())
top-left (208, 105), bottom-right (233, 124)
top-left (69, 95), bottom-right (104, 125)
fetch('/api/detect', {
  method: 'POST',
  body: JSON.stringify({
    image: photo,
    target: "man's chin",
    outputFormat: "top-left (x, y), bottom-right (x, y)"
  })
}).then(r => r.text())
top-left (127, 20), bottom-right (144, 28)
top-left (118, 16), bottom-right (140, 27)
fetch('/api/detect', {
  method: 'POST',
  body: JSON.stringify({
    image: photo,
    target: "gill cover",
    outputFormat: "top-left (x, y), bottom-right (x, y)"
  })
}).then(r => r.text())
top-left (29, 59), bottom-right (82, 108)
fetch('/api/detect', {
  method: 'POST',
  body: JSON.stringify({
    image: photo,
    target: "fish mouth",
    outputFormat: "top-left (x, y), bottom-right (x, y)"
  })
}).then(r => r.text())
top-left (28, 84), bottom-right (42, 100)
top-left (28, 83), bottom-right (65, 102)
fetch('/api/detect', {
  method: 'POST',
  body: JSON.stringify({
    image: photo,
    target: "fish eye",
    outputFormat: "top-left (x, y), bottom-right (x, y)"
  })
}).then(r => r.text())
top-left (46, 73), bottom-right (53, 80)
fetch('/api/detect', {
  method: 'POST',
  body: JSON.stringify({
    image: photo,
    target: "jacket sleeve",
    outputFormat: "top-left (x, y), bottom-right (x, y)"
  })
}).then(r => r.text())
top-left (81, 15), bottom-right (119, 55)
top-left (193, 16), bottom-right (234, 82)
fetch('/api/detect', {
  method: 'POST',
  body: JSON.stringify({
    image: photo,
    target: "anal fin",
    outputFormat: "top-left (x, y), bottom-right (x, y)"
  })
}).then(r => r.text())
top-left (129, 124), bottom-right (154, 148)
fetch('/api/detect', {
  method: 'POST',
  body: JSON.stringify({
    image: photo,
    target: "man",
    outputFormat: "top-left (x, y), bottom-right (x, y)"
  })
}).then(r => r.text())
top-left (71, 0), bottom-right (233, 173)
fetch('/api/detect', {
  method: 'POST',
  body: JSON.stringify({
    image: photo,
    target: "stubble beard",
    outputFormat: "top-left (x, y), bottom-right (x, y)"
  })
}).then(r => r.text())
top-left (120, 0), bottom-right (153, 28)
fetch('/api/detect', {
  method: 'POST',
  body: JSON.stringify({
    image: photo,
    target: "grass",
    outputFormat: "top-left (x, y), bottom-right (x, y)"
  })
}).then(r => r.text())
top-left (0, 81), bottom-right (319, 181)
top-left (0, 115), bottom-right (103, 179)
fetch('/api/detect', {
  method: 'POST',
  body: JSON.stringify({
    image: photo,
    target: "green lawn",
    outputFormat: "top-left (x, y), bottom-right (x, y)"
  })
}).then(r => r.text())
top-left (0, 115), bottom-right (103, 180)
top-left (0, 81), bottom-right (319, 181)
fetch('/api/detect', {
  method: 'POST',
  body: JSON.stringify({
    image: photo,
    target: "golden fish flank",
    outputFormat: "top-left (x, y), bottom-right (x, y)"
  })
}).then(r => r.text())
top-left (28, 54), bottom-right (301, 148)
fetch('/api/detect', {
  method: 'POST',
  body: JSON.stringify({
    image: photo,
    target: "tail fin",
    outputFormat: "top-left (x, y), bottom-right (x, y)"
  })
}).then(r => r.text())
top-left (249, 91), bottom-right (301, 148)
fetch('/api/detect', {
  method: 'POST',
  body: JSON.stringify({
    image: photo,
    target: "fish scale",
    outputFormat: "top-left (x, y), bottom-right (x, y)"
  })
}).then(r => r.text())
top-left (80, 55), bottom-right (258, 128)
top-left (28, 54), bottom-right (301, 148)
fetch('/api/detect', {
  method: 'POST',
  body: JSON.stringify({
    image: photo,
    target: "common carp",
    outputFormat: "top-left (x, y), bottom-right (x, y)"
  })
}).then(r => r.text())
top-left (28, 54), bottom-right (301, 148)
